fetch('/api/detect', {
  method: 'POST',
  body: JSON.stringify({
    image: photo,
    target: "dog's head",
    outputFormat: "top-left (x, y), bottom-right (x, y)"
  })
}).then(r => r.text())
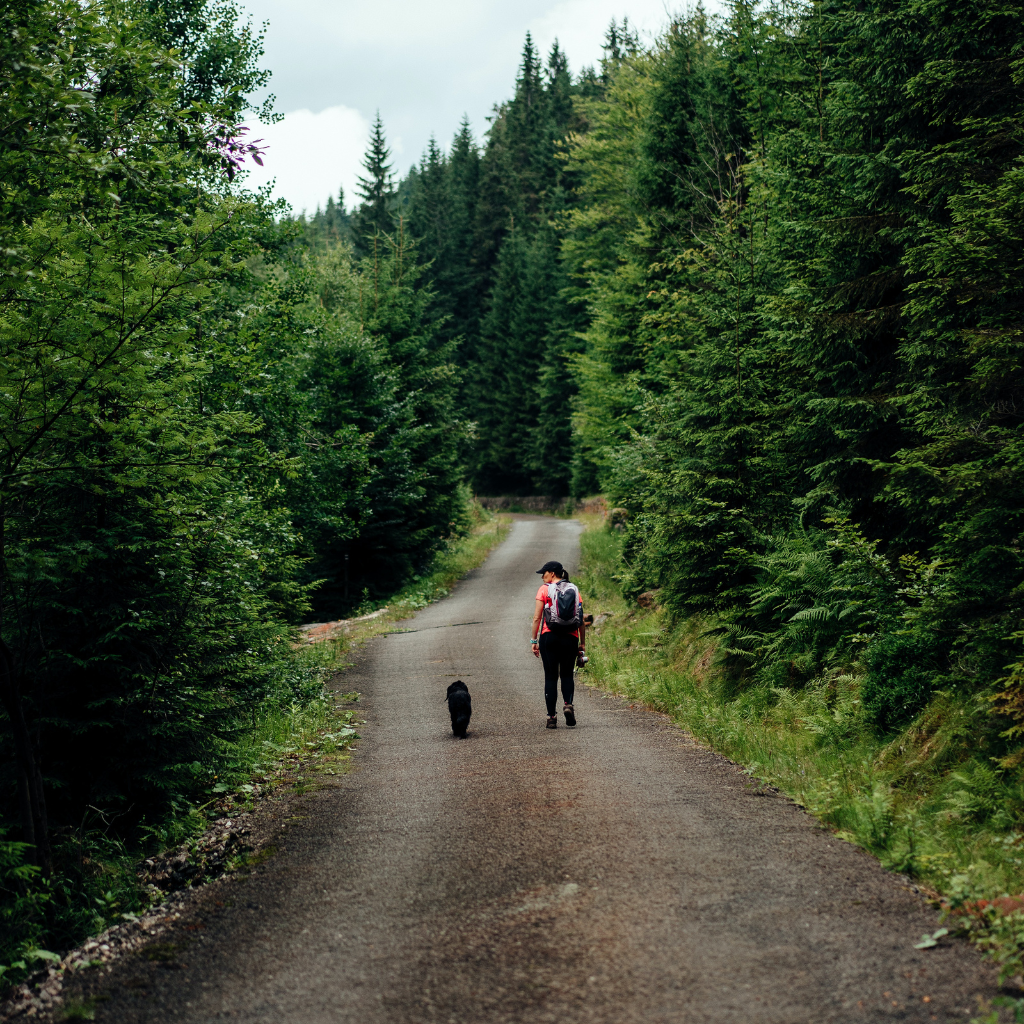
top-left (446, 680), bottom-right (469, 697)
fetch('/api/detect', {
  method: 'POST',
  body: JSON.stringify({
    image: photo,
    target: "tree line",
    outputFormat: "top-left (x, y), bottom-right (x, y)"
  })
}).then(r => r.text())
top-left (302, 29), bottom-right (617, 495)
top-left (556, 0), bottom-right (1024, 750)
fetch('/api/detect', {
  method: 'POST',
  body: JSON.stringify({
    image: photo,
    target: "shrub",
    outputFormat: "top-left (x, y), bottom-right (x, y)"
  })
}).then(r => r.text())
top-left (863, 631), bottom-right (945, 734)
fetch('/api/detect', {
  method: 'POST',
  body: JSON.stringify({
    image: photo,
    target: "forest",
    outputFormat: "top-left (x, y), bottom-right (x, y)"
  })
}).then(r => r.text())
top-left (320, 0), bottom-right (1024, 765)
top-left (2, 0), bottom-right (1023, 985)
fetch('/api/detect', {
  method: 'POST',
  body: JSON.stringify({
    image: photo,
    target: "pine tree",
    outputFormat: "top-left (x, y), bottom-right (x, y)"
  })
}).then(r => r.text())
top-left (408, 137), bottom-right (450, 264)
top-left (351, 112), bottom-right (396, 257)
top-left (507, 34), bottom-right (558, 220)
top-left (469, 218), bottom-right (531, 493)
top-left (396, 33), bottom-right (614, 497)
top-left (526, 221), bottom-right (576, 495)
top-left (546, 42), bottom-right (574, 141)
top-left (600, 18), bottom-right (639, 83)
top-left (417, 123), bottom-right (483, 357)
top-left (473, 109), bottom-right (518, 287)
top-left (351, 233), bottom-right (470, 595)
top-left (446, 117), bottom-right (482, 349)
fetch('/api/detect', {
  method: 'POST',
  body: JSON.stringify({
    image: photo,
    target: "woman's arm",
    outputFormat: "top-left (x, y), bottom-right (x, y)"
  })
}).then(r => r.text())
top-left (531, 599), bottom-right (544, 658)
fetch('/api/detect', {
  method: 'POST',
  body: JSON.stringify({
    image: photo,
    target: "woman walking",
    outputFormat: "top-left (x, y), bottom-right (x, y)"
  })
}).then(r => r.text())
top-left (531, 560), bottom-right (586, 729)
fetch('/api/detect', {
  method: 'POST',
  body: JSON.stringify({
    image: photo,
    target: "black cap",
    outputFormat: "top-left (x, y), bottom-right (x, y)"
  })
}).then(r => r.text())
top-left (536, 560), bottom-right (564, 575)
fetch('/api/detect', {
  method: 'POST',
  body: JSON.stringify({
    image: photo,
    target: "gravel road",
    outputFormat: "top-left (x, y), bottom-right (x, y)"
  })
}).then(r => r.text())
top-left (87, 516), bottom-right (1001, 1023)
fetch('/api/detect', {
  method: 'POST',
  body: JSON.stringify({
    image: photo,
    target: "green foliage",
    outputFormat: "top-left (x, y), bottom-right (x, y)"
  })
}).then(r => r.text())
top-left (972, 995), bottom-right (1024, 1024)
top-left (1, 0), bottom-right (301, 871)
top-left (0, 836), bottom-right (48, 984)
top-left (561, 1), bottom-right (1024, 755)
top-left (863, 632), bottom-right (944, 734)
top-left (375, 500), bottom-right (509, 619)
top-left (384, 33), bottom-right (613, 496)
top-left (350, 113), bottom-right (397, 258)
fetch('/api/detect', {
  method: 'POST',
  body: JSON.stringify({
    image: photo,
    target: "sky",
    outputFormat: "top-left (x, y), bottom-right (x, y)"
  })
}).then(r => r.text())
top-left (236, 0), bottom-right (702, 215)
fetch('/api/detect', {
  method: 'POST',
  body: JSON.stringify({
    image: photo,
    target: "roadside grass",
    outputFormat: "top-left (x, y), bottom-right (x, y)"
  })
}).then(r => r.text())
top-left (576, 515), bottom-right (1024, 997)
top-left (145, 502), bottom-right (511, 844)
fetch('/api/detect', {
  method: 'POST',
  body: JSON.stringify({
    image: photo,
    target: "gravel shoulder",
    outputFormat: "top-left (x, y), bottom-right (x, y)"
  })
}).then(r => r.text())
top-left (51, 516), bottom-right (1005, 1023)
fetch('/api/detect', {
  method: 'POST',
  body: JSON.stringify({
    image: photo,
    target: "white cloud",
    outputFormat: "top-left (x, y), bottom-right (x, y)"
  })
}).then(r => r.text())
top-left (240, 105), bottom-right (371, 216)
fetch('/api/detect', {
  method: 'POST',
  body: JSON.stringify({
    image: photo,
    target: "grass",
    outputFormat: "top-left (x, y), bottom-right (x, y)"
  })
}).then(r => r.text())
top-left (575, 515), bottom-right (1024, 997)
top-left (61, 996), bottom-right (105, 1020)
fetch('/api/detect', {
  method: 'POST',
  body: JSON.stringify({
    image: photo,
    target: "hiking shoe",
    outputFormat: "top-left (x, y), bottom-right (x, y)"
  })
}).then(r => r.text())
top-left (546, 716), bottom-right (558, 729)
top-left (564, 704), bottom-right (576, 728)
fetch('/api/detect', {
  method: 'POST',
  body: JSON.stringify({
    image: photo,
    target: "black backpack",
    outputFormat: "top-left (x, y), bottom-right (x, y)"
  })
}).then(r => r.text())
top-left (544, 580), bottom-right (583, 633)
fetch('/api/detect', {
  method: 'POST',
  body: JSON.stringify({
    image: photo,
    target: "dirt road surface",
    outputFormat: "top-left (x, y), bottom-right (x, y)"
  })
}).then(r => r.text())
top-left (86, 516), bottom-right (1002, 1023)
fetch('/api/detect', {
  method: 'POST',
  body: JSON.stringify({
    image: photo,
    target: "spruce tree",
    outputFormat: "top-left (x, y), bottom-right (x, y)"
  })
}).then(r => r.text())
top-left (446, 118), bottom-right (482, 349)
top-left (306, 187), bottom-right (351, 249)
top-left (351, 112), bottom-right (396, 257)
top-left (396, 33), bottom-right (618, 497)
top-left (408, 137), bottom-right (450, 265)
top-left (469, 218), bottom-right (531, 493)
top-left (507, 34), bottom-right (558, 220)
top-left (352, 234), bottom-right (469, 595)
top-left (546, 42), bottom-right (573, 135)
top-left (526, 222), bottom-right (576, 495)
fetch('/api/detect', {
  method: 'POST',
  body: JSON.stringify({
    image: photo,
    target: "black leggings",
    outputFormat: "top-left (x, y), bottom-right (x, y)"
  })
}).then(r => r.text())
top-left (538, 632), bottom-right (578, 716)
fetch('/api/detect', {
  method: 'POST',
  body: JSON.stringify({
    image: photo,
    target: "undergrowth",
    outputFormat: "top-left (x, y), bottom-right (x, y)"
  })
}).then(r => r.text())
top-left (576, 514), bottom-right (1024, 992)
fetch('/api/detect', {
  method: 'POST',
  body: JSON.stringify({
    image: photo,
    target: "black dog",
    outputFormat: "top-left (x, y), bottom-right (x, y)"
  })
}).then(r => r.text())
top-left (446, 680), bottom-right (472, 738)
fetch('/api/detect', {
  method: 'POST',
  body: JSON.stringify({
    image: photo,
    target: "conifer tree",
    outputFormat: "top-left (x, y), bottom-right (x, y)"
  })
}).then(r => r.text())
top-left (351, 234), bottom-right (470, 594)
top-left (406, 124), bottom-right (483, 356)
top-left (473, 109), bottom-right (518, 287)
top-left (351, 112), bottom-right (396, 257)
top-left (469, 219), bottom-right (532, 493)
top-left (507, 34), bottom-right (557, 220)
top-left (446, 118), bottom-right (483, 347)
top-left (526, 222), bottom-right (576, 495)
top-left (307, 187), bottom-right (351, 249)
top-left (395, 30), bottom-right (649, 497)
top-left (546, 42), bottom-right (573, 134)
top-left (600, 18), bottom-right (639, 83)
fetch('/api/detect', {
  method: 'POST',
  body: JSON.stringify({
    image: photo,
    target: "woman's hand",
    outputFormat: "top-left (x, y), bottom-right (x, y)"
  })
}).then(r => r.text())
top-left (532, 641), bottom-right (540, 658)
